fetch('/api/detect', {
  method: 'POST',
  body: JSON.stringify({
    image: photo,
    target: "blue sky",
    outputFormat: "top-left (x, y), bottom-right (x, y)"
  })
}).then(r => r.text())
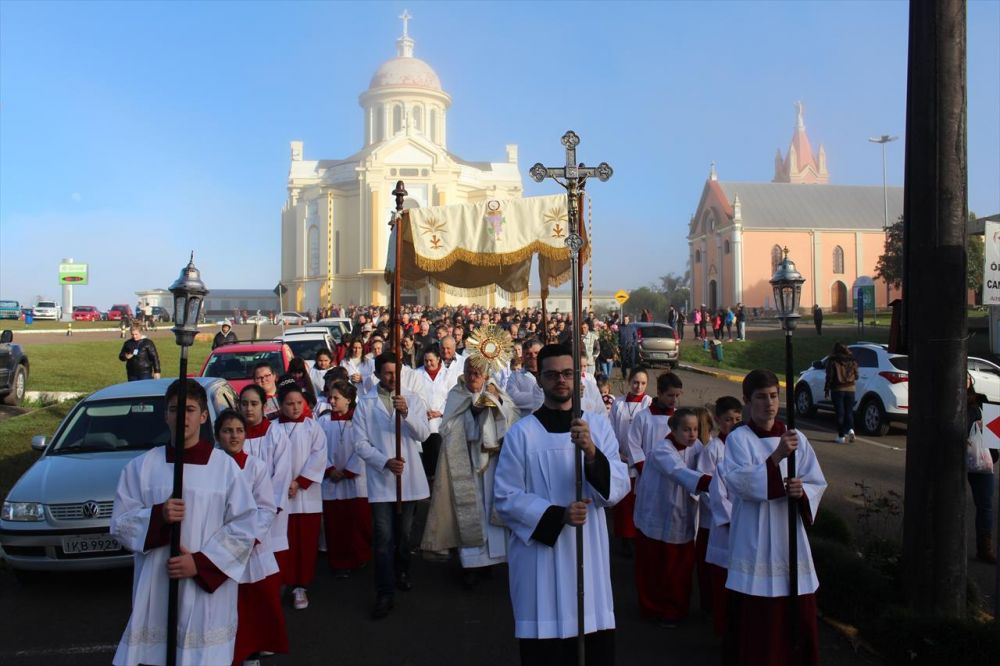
top-left (1, 1), bottom-right (998, 308)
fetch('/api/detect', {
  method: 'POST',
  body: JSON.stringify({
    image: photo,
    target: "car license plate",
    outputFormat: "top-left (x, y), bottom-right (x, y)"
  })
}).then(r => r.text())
top-left (61, 535), bottom-right (122, 554)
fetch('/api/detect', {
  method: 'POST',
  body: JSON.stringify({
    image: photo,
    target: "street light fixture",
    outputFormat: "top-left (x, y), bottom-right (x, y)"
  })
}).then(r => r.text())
top-left (165, 252), bottom-right (208, 666)
top-left (769, 246), bottom-right (805, 644)
top-left (869, 134), bottom-right (898, 322)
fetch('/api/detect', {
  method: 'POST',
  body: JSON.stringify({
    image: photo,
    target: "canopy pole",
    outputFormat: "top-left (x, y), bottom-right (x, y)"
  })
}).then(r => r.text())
top-left (391, 181), bottom-right (407, 515)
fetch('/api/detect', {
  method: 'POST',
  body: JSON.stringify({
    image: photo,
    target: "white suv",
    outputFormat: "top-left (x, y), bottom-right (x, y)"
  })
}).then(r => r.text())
top-left (32, 301), bottom-right (61, 321)
top-left (278, 327), bottom-right (335, 367)
top-left (793, 343), bottom-right (908, 436)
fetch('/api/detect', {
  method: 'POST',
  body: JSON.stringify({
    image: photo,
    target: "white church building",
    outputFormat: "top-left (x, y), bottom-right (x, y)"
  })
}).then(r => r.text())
top-left (281, 14), bottom-right (524, 310)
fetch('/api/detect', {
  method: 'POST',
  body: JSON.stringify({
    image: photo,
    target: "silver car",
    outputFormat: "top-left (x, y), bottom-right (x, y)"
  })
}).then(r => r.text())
top-left (0, 377), bottom-right (238, 573)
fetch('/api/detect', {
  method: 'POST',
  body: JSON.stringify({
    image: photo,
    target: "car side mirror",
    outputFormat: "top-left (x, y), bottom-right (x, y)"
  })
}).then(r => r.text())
top-left (812, 360), bottom-right (824, 370)
top-left (31, 435), bottom-right (47, 452)
top-left (0, 330), bottom-right (12, 344)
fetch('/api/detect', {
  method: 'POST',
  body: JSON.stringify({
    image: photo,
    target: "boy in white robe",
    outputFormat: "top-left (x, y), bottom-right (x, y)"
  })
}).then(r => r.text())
top-left (608, 367), bottom-right (651, 554)
top-left (624, 371), bottom-right (683, 470)
top-left (111, 379), bottom-right (256, 666)
top-left (720, 369), bottom-right (827, 666)
top-left (495, 344), bottom-right (629, 666)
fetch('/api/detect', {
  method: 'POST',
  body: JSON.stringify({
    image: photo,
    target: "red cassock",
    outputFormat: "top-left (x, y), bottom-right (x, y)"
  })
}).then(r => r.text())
top-left (613, 477), bottom-right (638, 539)
top-left (707, 562), bottom-right (729, 636)
top-left (634, 531), bottom-right (695, 621)
top-left (724, 592), bottom-right (819, 666)
top-left (277, 513), bottom-right (321, 587)
top-left (232, 572), bottom-right (289, 665)
top-left (322, 497), bottom-right (372, 570)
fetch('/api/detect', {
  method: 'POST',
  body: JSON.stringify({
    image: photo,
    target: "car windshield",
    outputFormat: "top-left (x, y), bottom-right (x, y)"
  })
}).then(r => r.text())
top-left (48, 397), bottom-right (194, 454)
top-left (638, 325), bottom-right (675, 338)
top-left (0, 300), bottom-right (18, 308)
top-left (37, 302), bottom-right (56, 308)
top-left (203, 350), bottom-right (283, 379)
top-left (285, 338), bottom-right (328, 361)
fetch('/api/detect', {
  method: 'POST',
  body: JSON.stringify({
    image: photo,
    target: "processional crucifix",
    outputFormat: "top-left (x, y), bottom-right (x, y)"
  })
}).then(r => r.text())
top-left (529, 131), bottom-right (612, 665)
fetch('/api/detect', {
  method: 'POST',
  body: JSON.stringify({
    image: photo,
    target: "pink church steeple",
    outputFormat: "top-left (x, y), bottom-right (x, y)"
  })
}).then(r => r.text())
top-left (773, 101), bottom-right (829, 184)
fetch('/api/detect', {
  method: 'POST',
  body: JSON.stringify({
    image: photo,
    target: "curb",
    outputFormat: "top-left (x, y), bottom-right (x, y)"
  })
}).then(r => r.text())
top-left (678, 362), bottom-right (789, 389)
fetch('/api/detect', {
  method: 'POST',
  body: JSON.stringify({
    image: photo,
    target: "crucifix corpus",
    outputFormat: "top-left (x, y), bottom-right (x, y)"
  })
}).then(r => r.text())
top-left (529, 130), bottom-right (612, 665)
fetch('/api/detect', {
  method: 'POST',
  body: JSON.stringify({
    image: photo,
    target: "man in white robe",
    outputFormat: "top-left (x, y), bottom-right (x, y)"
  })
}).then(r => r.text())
top-left (422, 356), bottom-right (519, 587)
top-left (111, 380), bottom-right (256, 666)
top-left (495, 344), bottom-right (629, 665)
top-left (720, 369), bottom-right (826, 666)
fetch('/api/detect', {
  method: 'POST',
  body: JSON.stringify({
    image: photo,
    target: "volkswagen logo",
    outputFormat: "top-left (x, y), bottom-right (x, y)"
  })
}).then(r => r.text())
top-left (82, 501), bottom-right (100, 518)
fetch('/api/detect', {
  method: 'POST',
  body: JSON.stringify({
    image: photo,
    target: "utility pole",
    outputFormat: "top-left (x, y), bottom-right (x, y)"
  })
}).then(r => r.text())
top-left (901, 0), bottom-right (968, 617)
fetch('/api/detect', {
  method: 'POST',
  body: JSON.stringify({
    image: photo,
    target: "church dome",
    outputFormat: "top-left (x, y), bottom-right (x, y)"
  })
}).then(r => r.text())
top-left (369, 56), bottom-right (442, 92)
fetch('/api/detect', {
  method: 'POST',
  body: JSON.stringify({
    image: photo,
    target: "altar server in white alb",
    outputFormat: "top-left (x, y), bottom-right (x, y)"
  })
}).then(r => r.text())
top-left (720, 369), bottom-right (827, 666)
top-left (422, 354), bottom-right (519, 588)
top-left (214, 409), bottom-right (288, 665)
top-left (111, 380), bottom-right (256, 666)
top-left (506, 339), bottom-right (544, 417)
top-left (353, 351), bottom-right (431, 620)
top-left (239, 384), bottom-right (292, 566)
top-left (274, 378), bottom-right (328, 611)
top-left (495, 344), bottom-right (629, 666)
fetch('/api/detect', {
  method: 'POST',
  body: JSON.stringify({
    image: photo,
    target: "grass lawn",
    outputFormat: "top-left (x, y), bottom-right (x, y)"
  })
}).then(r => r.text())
top-left (0, 401), bottom-right (77, 500)
top-left (24, 339), bottom-right (213, 393)
top-left (681, 327), bottom-right (892, 375)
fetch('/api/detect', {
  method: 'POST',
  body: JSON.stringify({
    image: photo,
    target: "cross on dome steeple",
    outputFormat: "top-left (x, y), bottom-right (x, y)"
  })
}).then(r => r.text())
top-left (396, 9), bottom-right (415, 57)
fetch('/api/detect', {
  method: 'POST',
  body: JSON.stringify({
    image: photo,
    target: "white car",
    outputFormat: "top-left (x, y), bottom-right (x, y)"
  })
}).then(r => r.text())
top-left (31, 301), bottom-right (61, 321)
top-left (246, 314), bottom-right (270, 325)
top-left (968, 356), bottom-right (1000, 404)
top-left (315, 317), bottom-right (352, 343)
top-left (793, 343), bottom-right (909, 436)
top-left (277, 311), bottom-right (309, 326)
top-left (279, 327), bottom-right (335, 366)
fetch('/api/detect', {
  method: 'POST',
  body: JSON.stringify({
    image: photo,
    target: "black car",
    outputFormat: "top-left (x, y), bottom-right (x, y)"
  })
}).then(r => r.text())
top-left (149, 306), bottom-right (171, 322)
top-left (0, 330), bottom-right (29, 405)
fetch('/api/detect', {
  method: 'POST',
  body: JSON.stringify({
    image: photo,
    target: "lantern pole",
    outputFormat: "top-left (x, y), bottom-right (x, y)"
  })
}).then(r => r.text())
top-left (769, 246), bottom-right (805, 659)
top-left (165, 253), bottom-right (208, 666)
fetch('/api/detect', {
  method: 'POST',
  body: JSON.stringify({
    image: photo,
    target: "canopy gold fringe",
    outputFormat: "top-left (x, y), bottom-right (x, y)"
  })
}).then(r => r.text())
top-left (410, 240), bottom-right (586, 274)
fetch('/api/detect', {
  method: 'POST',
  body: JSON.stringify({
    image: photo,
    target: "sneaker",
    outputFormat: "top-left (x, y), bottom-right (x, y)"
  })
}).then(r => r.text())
top-left (371, 594), bottom-right (394, 620)
top-left (847, 429), bottom-right (856, 443)
top-left (292, 587), bottom-right (309, 610)
top-left (835, 436), bottom-right (845, 444)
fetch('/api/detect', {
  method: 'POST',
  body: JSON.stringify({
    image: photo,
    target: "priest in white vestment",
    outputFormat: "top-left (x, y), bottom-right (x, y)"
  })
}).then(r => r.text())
top-left (422, 356), bottom-right (519, 587)
top-left (111, 380), bottom-right (256, 666)
top-left (495, 344), bottom-right (629, 665)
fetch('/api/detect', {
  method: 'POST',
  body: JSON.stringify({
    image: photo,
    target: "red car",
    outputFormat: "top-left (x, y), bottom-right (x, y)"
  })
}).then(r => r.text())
top-left (107, 304), bottom-right (134, 321)
top-left (198, 341), bottom-right (294, 394)
top-left (71, 305), bottom-right (101, 322)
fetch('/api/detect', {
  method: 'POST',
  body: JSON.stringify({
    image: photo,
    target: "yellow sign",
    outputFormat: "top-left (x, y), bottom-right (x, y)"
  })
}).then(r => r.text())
top-left (614, 289), bottom-right (629, 305)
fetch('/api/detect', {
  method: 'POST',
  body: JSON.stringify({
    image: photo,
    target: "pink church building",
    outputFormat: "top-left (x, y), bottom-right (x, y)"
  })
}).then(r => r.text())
top-left (688, 103), bottom-right (902, 313)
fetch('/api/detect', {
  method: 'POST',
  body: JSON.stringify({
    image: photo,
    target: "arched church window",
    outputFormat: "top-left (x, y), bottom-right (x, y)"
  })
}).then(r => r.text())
top-left (374, 105), bottom-right (384, 142)
top-left (429, 108), bottom-right (438, 143)
top-left (308, 225), bottom-right (320, 277)
top-left (724, 240), bottom-right (731, 254)
top-left (413, 106), bottom-right (424, 133)
top-left (392, 105), bottom-right (403, 134)
top-left (771, 245), bottom-right (783, 273)
top-left (832, 246), bottom-right (845, 274)
top-left (695, 249), bottom-right (702, 263)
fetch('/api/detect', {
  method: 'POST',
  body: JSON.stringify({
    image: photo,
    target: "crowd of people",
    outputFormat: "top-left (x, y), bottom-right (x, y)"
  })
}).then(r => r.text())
top-left (123, 302), bottom-right (1000, 666)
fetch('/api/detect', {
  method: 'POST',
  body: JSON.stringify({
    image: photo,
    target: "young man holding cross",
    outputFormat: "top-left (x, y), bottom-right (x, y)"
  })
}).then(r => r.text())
top-left (494, 343), bottom-right (629, 665)
top-left (110, 379), bottom-right (257, 666)
top-left (719, 369), bottom-right (827, 666)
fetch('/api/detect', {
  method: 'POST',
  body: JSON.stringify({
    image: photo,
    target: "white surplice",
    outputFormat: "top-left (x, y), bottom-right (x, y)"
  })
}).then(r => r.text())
top-left (720, 423), bottom-right (827, 597)
top-left (624, 407), bottom-right (671, 469)
top-left (237, 453), bottom-right (279, 583)
top-left (632, 435), bottom-right (702, 544)
top-left (244, 421), bottom-right (292, 551)
top-left (278, 418), bottom-right (327, 515)
top-left (609, 395), bottom-right (652, 477)
top-left (353, 389), bottom-right (431, 502)
top-left (505, 369), bottom-right (544, 418)
top-left (321, 418), bottom-right (368, 501)
top-left (111, 447), bottom-right (256, 666)
top-left (494, 412), bottom-right (630, 639)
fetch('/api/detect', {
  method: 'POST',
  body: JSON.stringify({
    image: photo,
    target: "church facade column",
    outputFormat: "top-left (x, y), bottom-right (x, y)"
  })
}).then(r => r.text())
top-left (702, 239), bottom-right (709, 307)
top-left (811, 230), bottom-right (821, 307)
top-left (732, 224), bottom-right (744, 305)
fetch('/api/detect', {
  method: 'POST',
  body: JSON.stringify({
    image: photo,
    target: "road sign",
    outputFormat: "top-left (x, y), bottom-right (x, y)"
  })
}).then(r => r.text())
top-left (985, 221), bottom-right (1000, 306)
top-left (983, 403), bottom-right (1000, 449)
top-left (614, 289), bottom-right (629, 305)
top-left (58, 262), bottom-right (88, 285)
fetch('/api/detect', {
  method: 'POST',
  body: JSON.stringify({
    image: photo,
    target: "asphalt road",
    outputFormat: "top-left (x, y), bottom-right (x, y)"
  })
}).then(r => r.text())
top-left (0, 367), bottom-right (991, 665)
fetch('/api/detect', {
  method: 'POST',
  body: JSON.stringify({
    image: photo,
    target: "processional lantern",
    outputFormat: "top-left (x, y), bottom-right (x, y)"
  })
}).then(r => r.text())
top-left (169, 253), bottom-right (208, 347)
top-left (769, 246), bottom-right (805, 332)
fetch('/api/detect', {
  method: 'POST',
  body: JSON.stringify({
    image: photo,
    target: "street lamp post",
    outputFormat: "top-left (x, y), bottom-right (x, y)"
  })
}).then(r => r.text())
top-left (769, 247), bottom-right (806, 653)
top-left (165, 253), bottom-right (208, 666)
top-left (869, 134), bottom-right (898, 324)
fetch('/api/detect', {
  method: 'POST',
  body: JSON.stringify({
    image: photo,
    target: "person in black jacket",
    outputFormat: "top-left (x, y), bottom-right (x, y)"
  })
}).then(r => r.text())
top-left (212, 323), bottom-right (238, 349)
top-left (118, 323), bottom-right (161, 381)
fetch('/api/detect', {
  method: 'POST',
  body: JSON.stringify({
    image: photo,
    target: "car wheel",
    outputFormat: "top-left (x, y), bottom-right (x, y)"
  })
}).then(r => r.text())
top-left (3, 364), bottom-right (27, 406)
top-left (669, 361), bottom-right (678, 370)
top-left (859, 397), bottom-right (890, 436)
top-left (794, 383), bottom-right (816, 417)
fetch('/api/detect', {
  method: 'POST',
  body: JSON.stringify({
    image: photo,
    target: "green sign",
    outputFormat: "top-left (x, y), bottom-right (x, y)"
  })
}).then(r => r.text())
top-left (58, 262), bottom-right (89, 285)
top-left (854, 285), bottom-right (876, 315)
